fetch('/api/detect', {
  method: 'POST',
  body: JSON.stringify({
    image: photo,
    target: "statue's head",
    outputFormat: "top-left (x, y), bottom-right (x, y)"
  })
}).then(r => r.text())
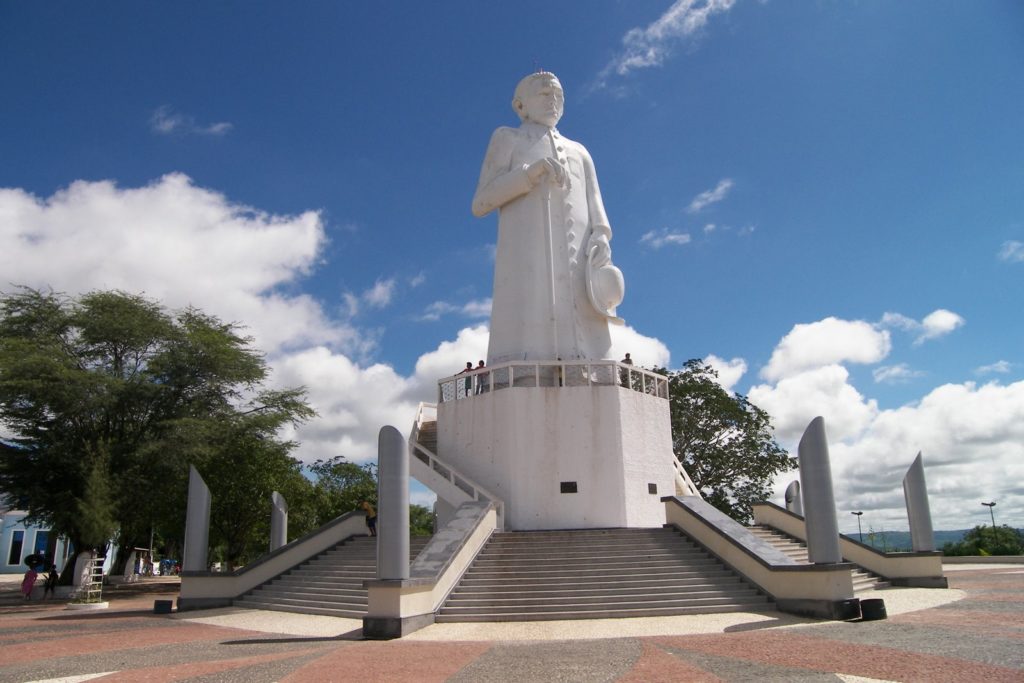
top-left (512, 72), bottom-right (564, 126)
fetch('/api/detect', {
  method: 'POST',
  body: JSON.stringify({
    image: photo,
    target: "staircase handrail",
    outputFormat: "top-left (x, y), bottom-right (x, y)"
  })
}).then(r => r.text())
top-left (411, 402), bottom-right (505, 528)
top-left (672, 457), bottom-right (702, 498)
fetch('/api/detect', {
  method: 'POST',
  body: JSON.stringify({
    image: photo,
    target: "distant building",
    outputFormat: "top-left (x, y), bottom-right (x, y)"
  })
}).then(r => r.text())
top-left (0, 441), bottom-right (73, 574)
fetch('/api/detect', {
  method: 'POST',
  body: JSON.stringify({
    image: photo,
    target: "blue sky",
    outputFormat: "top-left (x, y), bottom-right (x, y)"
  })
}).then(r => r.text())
top-left (2, 1), bottom-right (1022, 533)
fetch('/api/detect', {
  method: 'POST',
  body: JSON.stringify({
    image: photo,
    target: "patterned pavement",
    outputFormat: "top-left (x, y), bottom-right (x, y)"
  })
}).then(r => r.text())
top-left (0, 566), bottom-right (1021, 682)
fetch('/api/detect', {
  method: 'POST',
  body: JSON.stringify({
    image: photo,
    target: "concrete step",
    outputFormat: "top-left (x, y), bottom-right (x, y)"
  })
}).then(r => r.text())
top-left (232, 597), bottom-right (365, 619)
top-left (233, 535), bottom-right (432, 618)
top-left (438, 527), bottom-right (769, 622)
top-left (435, 601), bottom-right (767, 623)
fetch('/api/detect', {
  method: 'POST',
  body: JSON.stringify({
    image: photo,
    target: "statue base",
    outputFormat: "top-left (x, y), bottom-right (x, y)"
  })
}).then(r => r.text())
top-left (436, 363), bottom-right (674, 530)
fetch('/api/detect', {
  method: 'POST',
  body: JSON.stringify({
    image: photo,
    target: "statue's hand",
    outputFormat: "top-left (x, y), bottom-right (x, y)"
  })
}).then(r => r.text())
top-left (590, 235), bottom-right (611, 268)
top-left (526, 157), bottom-right (565, 188)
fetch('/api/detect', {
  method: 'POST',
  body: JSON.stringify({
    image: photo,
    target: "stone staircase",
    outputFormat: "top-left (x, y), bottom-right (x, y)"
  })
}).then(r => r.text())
top-left (234, 535), bottom-right (432, 617)
top-left (436, 527), bottom-right (770, 622)
top-left (746, 525), bottom-right (889, 592)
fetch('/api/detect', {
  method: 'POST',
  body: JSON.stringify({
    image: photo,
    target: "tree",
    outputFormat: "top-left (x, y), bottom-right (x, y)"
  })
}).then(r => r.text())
top-left (662, 359), bottom-right (794, 524)
top-left (942, 525), bottom-right (1024, 557)
top-left (0, 288), bottom-right (314, 577)
top-left (307, 456), bottom-right (435, 537)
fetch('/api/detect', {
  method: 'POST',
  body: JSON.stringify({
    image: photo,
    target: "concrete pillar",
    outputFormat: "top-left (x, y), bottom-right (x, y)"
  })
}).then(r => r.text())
top-left (784, 480), bottom-right (803, 516)
top-left (377, 425), bottom-right (409, 580)
top-left (903, 452), bottom-right (935, 552)
top-left (798, 417), bottom-right (842, 564)
top-left (183, 465), bottom-right (211, 572)
top-left (270, 491), bottom-right (288, 552)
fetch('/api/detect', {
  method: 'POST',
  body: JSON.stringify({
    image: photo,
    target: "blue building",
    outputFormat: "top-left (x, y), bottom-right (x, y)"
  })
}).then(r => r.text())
top-left (0, 503), bottom-right (72, 575)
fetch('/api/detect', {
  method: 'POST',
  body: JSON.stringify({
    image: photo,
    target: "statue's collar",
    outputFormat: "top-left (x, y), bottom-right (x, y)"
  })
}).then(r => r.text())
top-left (520, 122), bottom-right (558, 140)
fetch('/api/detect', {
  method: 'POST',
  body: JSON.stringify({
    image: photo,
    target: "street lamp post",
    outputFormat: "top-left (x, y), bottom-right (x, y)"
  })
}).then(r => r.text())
top-left (981, 502), bottom-right (997, 549)
top-left (851, 511), bottom-right (864, 544)
top-left (981, 501), bottom-right (997, 529)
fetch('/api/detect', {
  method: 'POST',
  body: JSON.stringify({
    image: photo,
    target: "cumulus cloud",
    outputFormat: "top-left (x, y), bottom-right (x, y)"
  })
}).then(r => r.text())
top-left (760, 318), bottom-right (891, 382)
top-left (609, 324), bottom-right (672, 369)
top-left (976, 360), bottom-right (1012, 375)
top-left (998, 240), bottom-right (1024, 263)
top-left (879, 309), bottom-right (965, 346)
top-left (640, 229), bottom-right (692, 249)
top-left (752, 313), bottom-right (1023, 531)
top-left (150, 105), bottom-right (233, 137)
top-left (596, 0), bottom-right (737, 87)
top-left (750, 364), bottom-right (879, 445)
top-left (0, 174), bottom-right (357, 355)
top-left (872, 363), bottom-right (925, 384)
top-left (363, 278), bottom-right (396, 309)
top-left (419, 298), bottom-right (492, 322)
top-left (815, 379), bottom-right (1024, 531)
top-left (687, 178), bottom-right (734, 213)
top-left (704, 354), bottom-right (747, 392)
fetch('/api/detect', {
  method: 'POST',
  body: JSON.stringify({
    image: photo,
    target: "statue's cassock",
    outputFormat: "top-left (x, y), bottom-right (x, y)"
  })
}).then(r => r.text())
top-left (472, 74), bottom-right (620, 365)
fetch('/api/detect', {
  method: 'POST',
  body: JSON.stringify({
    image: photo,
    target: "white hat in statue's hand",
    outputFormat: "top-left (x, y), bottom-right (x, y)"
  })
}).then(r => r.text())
top-left (586, 246), bottom-right (625, 325)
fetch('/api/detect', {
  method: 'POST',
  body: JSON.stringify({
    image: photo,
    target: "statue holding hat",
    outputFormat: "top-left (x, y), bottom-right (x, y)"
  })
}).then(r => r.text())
top-left (472, 71), bottom-right (624, 365)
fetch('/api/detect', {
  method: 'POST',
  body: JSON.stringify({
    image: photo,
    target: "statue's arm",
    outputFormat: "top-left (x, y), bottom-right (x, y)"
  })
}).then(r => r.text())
top-left (472, 128), bottom-right (532, 218)
top-left (582, 146), bottom-right (612, 266)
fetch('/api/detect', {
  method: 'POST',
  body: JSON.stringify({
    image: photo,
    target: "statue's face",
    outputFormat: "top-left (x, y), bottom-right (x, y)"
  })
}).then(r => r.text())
top-left (521, 78), bottom-right (564, 127)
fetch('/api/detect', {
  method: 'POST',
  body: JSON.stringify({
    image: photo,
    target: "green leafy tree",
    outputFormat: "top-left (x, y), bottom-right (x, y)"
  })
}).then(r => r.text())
top-left (0, 288), bottom-right (314, 578)
top-left (662, 359), bottom-right (794, 524)
top-left (942, 525), bottom-right (1024, 556)
top-left (307, 456), bottom-right (435, 537)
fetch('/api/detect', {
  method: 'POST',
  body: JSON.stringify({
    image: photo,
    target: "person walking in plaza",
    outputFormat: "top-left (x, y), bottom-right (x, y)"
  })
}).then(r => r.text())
top-left (21, 565), bottom-right (39, 600)
top-left (42, 564), bottom-right (59, 600)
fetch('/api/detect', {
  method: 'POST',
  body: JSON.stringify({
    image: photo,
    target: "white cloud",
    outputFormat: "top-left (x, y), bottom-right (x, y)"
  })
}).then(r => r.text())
top-left (976, 360), bottom-right (1012, 375)
top-left (409, 272), bottom-right (427, 288)
top-left (363, 278), bottom-right (396, 309)
top-left (419, 298), bottom-right (492, 322)
top-left (879, 309), bottom-right (965, 346)
top-left (608, 324), bottom-right (672, 369)
top-left (704, 354), bottom-right (747, 392)
top-left (872, 363), bottom-right (925, 384)
top-left (815, 379), bottom-right (1024, 532)
top-left (703, 223), bottom-right (717, 234)
top-left (597, 0), bottom-right (738, 85)
top-left (150, 105), bottom-right (233, 137)
top-left (750, 364), bottom-right (879, 445)
top-left (0, 174), bottom-right (357, 356)
top-left (687, 178), bottom-right (734, 213)
top-left (760, 318), bottom-right (891, 382)
top-left (998, 240), bottom-right (1024, 263)
top-left (917, 309), bottom-right (965, 345)
top-left (640, 229), bottom-right (692, 249)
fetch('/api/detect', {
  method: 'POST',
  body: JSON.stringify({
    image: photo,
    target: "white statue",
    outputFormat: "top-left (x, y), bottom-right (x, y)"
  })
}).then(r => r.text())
top-left (473, 72), bottom-right (624, 365)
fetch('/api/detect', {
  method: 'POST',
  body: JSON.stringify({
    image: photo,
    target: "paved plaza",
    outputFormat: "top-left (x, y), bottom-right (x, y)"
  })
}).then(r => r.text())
top-left (0, 564), bottom-right (1021, 682)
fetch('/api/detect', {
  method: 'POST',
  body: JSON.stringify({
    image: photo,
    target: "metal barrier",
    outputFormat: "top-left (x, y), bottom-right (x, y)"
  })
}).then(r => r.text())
top-left (438, 360), bottom-right (669, 404)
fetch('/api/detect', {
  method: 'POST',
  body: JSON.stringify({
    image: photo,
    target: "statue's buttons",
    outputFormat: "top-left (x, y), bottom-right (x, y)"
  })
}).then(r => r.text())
top-left (568, 231), bottom-right (576, 241)
top-left (565, 203), bottom-right (573, 211)
top-left (566, 218), bottom-right (575, 228)
top-left (568, 246), bottom-right (577, 256)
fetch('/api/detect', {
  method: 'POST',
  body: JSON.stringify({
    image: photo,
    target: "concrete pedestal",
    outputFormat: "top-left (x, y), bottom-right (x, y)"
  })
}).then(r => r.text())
top-left (437, 380), bottom-right (673, 530)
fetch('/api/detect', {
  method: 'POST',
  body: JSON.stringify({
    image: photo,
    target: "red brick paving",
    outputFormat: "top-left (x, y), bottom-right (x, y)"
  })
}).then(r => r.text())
top-left (651, 631), bottom-right (1024, 683)
top-left (0, 568), bottom-right (1021, 682)
top-left (281, 641), bottom-right (493, 683)
top-left (617, 641), bottom-right (724, 682)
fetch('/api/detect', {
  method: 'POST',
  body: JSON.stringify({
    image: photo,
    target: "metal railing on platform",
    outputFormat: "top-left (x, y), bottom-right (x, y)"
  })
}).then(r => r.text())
top-left (438, 360), bottom-right (669, 404)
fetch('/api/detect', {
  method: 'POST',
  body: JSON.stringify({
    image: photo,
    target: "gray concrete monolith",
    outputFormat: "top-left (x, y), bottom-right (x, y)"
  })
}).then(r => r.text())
top-left (797, 417), bottom-right (842, 564)
top-left (270, 491), bottom-right (288, 552)
top-left (784, 480), bottom-right (803, 516)
top-left (377, 425), bottom-right (409, 580)
top-left (903, 452), bottom-right (935, 552)
top-left (183, 465), bottom-right (211, 572)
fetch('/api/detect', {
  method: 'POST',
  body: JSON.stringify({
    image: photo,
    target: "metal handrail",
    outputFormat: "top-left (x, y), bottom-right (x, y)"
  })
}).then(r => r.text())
top-left (438, 360), bottom-right (669, 404)
top-left (409, 402), bottom-right (505, 527)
